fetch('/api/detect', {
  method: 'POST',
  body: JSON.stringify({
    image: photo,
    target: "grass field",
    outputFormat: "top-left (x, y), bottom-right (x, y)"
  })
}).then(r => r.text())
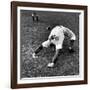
top-left (20, 10), bottom-right (79, 78)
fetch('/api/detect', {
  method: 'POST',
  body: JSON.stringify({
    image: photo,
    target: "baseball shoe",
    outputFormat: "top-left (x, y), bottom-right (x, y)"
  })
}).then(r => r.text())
top-left (32, 53), bottom-right (38, 58)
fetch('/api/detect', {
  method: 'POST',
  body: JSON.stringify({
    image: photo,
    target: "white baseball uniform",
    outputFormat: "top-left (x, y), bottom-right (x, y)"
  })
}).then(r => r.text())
top-left (42, 25), bottom-right (76, 50)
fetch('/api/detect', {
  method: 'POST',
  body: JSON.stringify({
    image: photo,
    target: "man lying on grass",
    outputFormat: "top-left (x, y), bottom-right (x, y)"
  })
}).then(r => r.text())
top-left (32, 25), bottom-right (76, 67)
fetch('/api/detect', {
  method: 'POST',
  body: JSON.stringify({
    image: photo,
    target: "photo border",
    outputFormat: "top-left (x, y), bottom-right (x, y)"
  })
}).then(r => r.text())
top-left (11, 1), bottom-right (88, 89)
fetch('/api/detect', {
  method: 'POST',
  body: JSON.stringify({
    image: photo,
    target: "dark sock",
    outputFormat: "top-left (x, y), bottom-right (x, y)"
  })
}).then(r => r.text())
top-left (34, 45), bottom-right (43, 54)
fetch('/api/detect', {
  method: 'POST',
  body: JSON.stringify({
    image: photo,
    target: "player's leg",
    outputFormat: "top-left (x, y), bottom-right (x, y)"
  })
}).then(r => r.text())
top-left (32, 40), bottom-right (51, 58)
top-left (69, 35), bottom-right (76, 52)
top-left (32, 16), bottom-right (34, 21)
top-left (32, 45), bottom-right (43, 58)
top-left (36, 16), bottom-right (39, 22)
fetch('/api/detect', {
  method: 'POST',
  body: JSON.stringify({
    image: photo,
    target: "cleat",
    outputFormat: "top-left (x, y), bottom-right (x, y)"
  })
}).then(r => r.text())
top-left (32, 53), bottom-right (38, 58)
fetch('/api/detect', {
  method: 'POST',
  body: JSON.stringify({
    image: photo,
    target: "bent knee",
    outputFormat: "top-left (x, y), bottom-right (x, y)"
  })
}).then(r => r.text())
top-left (42, 40), bottom-right (51, 48)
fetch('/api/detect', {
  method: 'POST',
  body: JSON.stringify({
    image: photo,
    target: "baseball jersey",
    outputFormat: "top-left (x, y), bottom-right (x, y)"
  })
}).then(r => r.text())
top-left (49, 25), bottom-right (76, 41)
top-left (48, 25), bottom-right (76, 48)
top-left (42, 25), bottom-right (76, 50)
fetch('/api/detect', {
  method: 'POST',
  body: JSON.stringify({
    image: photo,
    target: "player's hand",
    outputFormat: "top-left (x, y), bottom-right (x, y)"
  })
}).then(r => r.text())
top-left (47, 62), bottom-right (54, 67)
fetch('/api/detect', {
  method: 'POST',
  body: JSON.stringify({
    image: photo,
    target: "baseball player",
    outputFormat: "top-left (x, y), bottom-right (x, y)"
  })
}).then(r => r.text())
top-left (32, 12), bottom-right (39, 22)
top-left (32, 25), bottom-right (76, 67)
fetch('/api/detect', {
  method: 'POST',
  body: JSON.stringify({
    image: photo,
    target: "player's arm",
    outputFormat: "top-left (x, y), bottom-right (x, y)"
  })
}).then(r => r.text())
top-left (65, 27), bottom-right (76, 38)
top-left (65, 27), bottom-right (76, 52)
top-left (52, 49), bottom-right (60, 63)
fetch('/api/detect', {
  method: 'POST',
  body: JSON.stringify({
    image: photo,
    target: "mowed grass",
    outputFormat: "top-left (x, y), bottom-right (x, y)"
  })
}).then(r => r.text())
top-left (20, 10), bottom-right (79, 78)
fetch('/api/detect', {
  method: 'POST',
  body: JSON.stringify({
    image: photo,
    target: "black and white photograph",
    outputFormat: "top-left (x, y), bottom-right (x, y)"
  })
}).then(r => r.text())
top-left (11, 1), bottom-right (87, 88)
top-left (20, 10), bottom-right (79, 78)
